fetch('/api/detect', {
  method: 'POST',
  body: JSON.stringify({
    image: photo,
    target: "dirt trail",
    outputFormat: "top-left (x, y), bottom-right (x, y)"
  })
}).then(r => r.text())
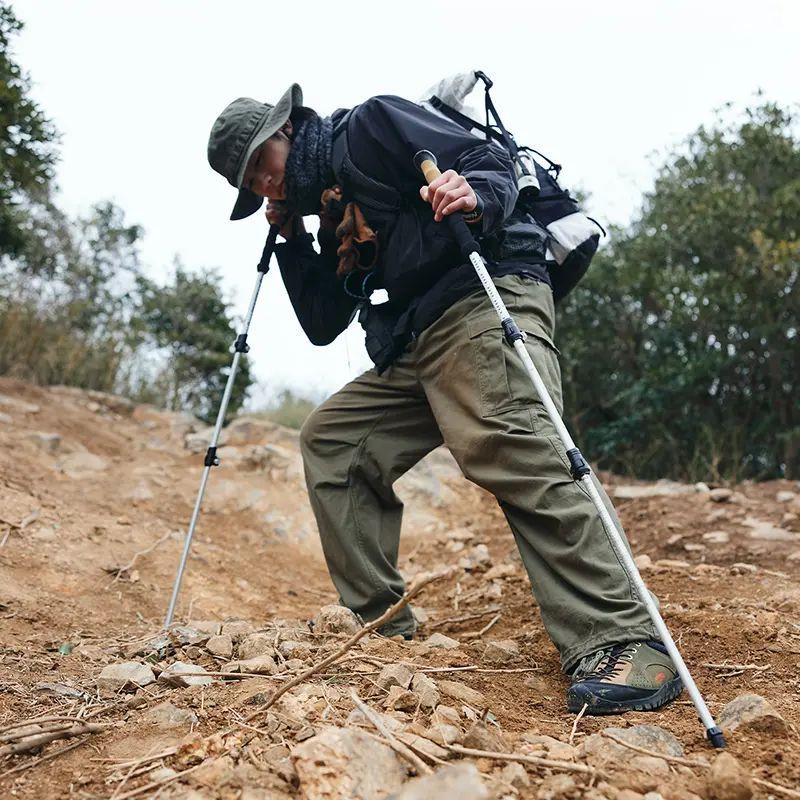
top-left (1, 377), bottom-right (798, 799)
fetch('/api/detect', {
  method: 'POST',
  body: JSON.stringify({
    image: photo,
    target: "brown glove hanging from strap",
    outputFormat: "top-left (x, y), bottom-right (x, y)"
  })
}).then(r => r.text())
top-left (319, 187), bottom-right (379, 278)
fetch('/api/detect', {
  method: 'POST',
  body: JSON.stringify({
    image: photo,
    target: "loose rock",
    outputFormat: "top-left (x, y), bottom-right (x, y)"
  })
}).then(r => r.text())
top-left (59, 451), bottom-right (108, 479)
top-left (313, 605), bottom-right (362, 635)
top-left (387, 763), bottom-right (488, 799)
top-left (438, 680), bottom-right (486, 707)
top-left (143, 701), bottom-right (198, 728)
top-left (98, 662), bottom-right (155, 692)
top-left (238, 632), bottom-right (274, 659)
top-left (703, 530), bottom-right (730, 544)
top-left (717, 693), bottom-right (788, 735)
top-left (384, 685), bottom-right (418, 711)
top-left (223, 655), bottom-right (279, 675)
top-left (707, 752), bottom-right (752, 800)
top-left (710, 488), bottom-right (733, 502)
top-left (463, 721), bottom-right (510, 753)
top-left (292, 726), bottom-right (406, 800)
top-left (26, 431), bottom-right (61, 454)
top-left (206, 634), bottom-right (233, 659)
top-left (411, 673), bottom-right (440, 709)
top-left (158, 662), bottom-right (213, 688)
top-left (483, 639), bottom-right (519, 664)
top-left (221, 619), bottom-right (255, 642)
top-left (376, 663), bottom-right (413, 691)
top-left (425, 632), bottom-right (460, 650)
top-left (581, 725), bottom-right (684, 760)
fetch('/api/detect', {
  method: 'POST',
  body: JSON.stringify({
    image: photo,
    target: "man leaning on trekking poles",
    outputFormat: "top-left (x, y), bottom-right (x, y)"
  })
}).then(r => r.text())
top-left (206, 79), bottom-right (683, 715)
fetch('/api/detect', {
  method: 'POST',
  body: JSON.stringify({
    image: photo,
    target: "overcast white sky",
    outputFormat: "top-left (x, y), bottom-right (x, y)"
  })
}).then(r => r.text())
top-left (13, 1), bottom-right (800, 404)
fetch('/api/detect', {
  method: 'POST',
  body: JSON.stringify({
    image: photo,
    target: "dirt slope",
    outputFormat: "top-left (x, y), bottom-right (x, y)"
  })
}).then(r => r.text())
top-left (1, 377), bottom-right (798, 799)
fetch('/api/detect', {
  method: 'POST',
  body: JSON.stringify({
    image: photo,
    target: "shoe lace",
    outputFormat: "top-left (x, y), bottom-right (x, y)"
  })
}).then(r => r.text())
top-left (572, 642), bottom-right (640, 682)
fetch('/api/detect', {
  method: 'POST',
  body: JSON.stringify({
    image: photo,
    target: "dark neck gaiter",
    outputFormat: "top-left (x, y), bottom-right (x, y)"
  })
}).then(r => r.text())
top-left (283, 113), bottom-right (335, 215)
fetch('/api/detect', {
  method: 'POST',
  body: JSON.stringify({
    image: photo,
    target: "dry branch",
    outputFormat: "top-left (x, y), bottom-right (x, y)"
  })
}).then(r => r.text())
top-left (445, 743), bottom-right (601, 776)
top-left (243, 569), bottom-right (452, 722)
top-left (0, 721), bottom-right (111, 758)
top-left (351, 690), bottom-right (432, 775)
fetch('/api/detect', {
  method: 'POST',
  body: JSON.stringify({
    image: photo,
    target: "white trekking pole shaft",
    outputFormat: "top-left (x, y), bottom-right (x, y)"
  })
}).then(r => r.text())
top-left (163, 225), bottom-right (279, 630)
top-left (414, 150), bottom-right (725, 749)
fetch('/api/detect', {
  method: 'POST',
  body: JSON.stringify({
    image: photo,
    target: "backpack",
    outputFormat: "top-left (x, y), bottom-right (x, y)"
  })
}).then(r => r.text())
top-left (420, 70), bottom-right (605, 301)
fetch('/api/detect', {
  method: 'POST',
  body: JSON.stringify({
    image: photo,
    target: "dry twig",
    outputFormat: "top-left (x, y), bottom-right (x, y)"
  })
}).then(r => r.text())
top-left (244, 569), bottom-right (452, 722)
top-left (445, 743), bottom-right (601, 776)
top-left (0, 721), bottom-right (111, 758)
top-left (351, 690), bottom-right (432, 775)
top-left (569, 703), bottom-right (588, 746)
top-left (105, 530), bottom-right (173, 585)
top-left (600, 731), bottom-right (709, 767)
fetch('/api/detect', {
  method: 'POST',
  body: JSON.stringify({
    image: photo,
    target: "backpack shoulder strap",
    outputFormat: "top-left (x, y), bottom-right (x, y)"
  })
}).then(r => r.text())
top-left (331, 107), bottom-right (401, 213)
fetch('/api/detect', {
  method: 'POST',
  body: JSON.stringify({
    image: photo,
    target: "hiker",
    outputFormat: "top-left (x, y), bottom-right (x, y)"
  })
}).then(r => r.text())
top-left (207, 83), bottom-right (682, 715)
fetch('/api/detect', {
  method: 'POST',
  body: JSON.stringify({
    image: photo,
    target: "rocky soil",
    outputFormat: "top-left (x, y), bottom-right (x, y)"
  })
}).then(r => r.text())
top-left (0, 377), bottom-right (798, 799)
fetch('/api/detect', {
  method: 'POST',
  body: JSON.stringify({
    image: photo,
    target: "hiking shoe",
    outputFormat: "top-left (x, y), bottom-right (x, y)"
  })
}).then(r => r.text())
top-left (567, 640), bottom-right (682, 714)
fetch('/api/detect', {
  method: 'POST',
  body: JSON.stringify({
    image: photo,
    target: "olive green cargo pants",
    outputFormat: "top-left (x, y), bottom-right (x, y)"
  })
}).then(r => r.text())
top-left (299, 275), bottom-right (656, 670)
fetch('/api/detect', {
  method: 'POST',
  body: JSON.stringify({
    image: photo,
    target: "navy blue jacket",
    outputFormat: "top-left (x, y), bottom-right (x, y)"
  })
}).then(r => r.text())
top-left (274, 95), bottom-right (550, 369)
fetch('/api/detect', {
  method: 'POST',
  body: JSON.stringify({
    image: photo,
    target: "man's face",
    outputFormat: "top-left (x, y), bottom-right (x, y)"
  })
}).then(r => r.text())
top-left (242, 120), bottom-right (293, 200)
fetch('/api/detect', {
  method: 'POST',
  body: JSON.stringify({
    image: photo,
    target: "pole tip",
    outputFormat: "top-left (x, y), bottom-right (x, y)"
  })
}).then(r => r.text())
top-left (706, 726), bottom-right (726, 748)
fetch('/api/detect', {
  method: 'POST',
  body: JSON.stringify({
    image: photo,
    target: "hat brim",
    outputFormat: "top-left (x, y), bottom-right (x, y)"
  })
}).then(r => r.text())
top-left (230, 82), bottom-right (303, 221)
top-left (230, 187), bottom-right (265, 221)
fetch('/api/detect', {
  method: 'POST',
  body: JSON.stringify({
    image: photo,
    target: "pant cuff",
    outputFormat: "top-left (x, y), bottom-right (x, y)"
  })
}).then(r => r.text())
top-left (560, 625), bottom-right (658, 674)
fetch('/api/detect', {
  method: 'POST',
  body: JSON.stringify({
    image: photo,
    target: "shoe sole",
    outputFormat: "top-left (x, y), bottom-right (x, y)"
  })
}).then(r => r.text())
top-left (566, 677), bottom-right (683, 715)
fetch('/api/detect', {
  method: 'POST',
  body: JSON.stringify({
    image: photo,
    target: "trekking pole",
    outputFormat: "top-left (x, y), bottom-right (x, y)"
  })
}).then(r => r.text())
top-left (414, 150), bottom-right (726, 749)
top-left (163, 225), bottom-right (280, 630)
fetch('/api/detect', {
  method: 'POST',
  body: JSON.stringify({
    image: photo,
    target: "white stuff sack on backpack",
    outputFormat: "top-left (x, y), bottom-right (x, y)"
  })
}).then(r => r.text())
top-left (417, 70), bottom-right (603, 299)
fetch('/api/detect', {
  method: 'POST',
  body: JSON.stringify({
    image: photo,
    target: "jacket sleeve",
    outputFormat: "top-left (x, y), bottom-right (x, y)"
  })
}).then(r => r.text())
top-left (347, 95), bottom-right (519, 235)
top-left (274, 230), bottom-right (359, 346)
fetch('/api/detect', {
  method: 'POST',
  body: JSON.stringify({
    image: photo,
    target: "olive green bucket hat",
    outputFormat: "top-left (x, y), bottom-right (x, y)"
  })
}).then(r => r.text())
top-left (207, 83), bottom-right (303, 220)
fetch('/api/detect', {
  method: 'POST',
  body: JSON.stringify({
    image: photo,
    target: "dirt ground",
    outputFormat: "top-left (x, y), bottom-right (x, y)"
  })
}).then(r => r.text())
top-left (1, 377), bottom-right (798, 799)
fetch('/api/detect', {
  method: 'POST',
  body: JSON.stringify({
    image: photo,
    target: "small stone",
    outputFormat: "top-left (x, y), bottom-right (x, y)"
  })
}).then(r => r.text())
top-left (223, 655), bottom-right (278, 675)
top-left (26, 431), bottom-right (61, 453)
top-left (389, 763), bottom-right (488, 799)
top-left (221, 620), bottom-right (255, 642)
top-left (730, 562), bottom-right (758, 574)
top-left (710, 488), bottom-right (733, 502)
top-left (434, 704), bottom-right (461, 726)
top-left (630, 755), bottom-right (669, 775)
top-left (707, 752), bottom-right (752, 800)
top-left (484, 563), bottom-right (516, 581)
top-left (206, 634), bottom-right (233, 659)
top-left (655, 559), bottom-right (691, 570)
top-left (384, 685), bottom-right (418, 711)
top-left (158, 661), bottom-right (213, 688)
top-left (376, 663), bottom-right (413, 691)
top-left (397, 731), bottom-right (449, 762)
top-left (483, 639), bottom-right (520, 665)
top-left (634, 554), bottom-right (653, 570)
top-left (425, 632), bottom-right (460, 649)
top-left (717, 693), bottom-right (788, 735)
top-left (776, 491), bottom-right (796, 503)
top-left (237, 631), bottom-right (273, 659)
top-left (127, 480), bottom-right (154, 502)
top-left (0, 394), bottom-right (40, 414)
top-left (459, 543), bottom-right (492, 571)
top-left (59, 451), bottom-right (108, 479)
top-left (500, 761), bottom-right (529, 789)
top-left (312, 604), bottom-right (362, 635)
top-left (411, 673), bottom-right (440, 709)
top-left (695, 482), bottom-right (711, 493)
top-left (581, 725), bottom-right (684, 761)
top-left (292, 726), bottom-right (406, 800)
top-left (278, 639), bottom-right (312, 659)
top-left (463, 721), bottom-right (510, 753)
top-left (143, 701), bottom-right (198, 728)
top-left (98, 662), bottom-right (155, 692)
top-left (426, 723), bottom-right (463, 746)
top-left (742, 516), bottom-right (796, 541)
top-left (703, 531), bottom-right (730, 544)
top-left (438, 680), bottom-right (486, 707)
top-left (537, 773), bottom-right (578, 800)
top-left (520, 733), bottom-right (575, 761)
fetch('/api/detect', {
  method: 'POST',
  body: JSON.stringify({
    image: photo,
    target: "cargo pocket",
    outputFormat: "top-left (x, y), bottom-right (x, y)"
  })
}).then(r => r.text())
top-left (468, 312), bottom-right (563, 426)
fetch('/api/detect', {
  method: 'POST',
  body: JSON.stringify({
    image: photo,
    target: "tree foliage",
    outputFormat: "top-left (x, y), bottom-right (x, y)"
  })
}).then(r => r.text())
top-left (559, 100), bottom-right (800, 481)
top-left (0, 2), bottom-right (58, 260)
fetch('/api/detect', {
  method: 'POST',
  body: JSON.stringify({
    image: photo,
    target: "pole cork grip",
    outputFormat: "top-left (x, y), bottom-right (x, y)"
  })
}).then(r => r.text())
top-left (414, 150), bottom-right (441, 184)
